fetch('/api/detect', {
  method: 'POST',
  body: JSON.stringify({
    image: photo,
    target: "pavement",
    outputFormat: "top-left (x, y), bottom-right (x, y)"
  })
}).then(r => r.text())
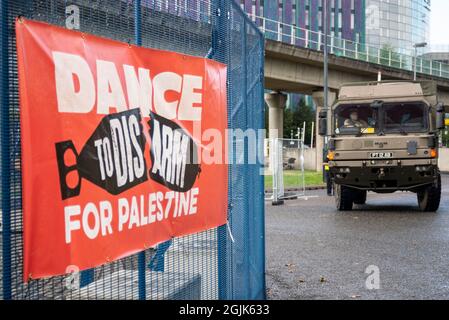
top-left (265, 174), bottom-right (449, 300)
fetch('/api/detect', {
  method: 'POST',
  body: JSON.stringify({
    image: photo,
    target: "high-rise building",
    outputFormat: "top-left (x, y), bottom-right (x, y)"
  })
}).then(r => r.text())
top-left (239, 1), bottom-right (367, 111)
top-left (239, 0), bottom-right (366, 44)
top-left (365, 0), bottom-right (431, 54)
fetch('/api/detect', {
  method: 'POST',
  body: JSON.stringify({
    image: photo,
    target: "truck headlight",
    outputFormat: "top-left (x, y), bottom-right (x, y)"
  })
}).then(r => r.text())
top-left (415, 166), bottom-right (430, 172)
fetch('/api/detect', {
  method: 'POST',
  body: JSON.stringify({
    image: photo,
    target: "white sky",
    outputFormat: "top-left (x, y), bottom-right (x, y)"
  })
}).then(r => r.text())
top-left (430, 0), bottom-right (449, 44)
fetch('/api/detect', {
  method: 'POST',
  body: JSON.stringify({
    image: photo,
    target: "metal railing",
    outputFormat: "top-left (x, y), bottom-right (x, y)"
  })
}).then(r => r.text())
top-left (248, 14), bottom-right (449, 80)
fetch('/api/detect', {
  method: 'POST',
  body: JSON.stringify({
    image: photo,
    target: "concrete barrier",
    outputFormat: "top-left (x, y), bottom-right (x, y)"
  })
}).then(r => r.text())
top-left (264, 144), bottom-right (318, 172)
top-left (439, 147), bottom-right (449, 173)
top-left (303, 148), bottom-right (317, 171)
top-left (277, 147), bottom-right (317, 171)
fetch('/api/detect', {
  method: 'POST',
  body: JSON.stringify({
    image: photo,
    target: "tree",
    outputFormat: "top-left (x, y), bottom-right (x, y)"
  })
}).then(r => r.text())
top-left (293, 98), bottom-right (315, 144)
top-left (265, 97), bottom-right (316, 144)
top-left (283, 107), bottom-right (294, 138)
top-left (379, 44), bottom-right (403, 69)
top-left (443, 128), bottom-right (449, 148)
top-left (283, 97), bottom-right (315, 143)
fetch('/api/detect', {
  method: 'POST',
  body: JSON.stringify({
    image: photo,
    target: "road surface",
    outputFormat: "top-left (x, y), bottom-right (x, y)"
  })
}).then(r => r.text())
top-left (265, 174), bottom-right (449, 300)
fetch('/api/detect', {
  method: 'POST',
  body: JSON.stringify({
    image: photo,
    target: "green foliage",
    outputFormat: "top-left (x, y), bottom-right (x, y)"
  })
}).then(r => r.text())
top-left (283, 97), bottom-right (315, 143)
top-left (265, 170), bottom-right (324, 189)
top-left (379, 44), bottom-right (403, 69)
top-left (264, 96), bottom-right (316, 142)
top-left (443, 128), bottom-right (449, 148)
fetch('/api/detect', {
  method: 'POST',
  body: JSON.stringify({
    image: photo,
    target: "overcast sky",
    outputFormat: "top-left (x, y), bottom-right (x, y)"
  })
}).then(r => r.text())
top-left (430, 0), bottom-right (449, 44)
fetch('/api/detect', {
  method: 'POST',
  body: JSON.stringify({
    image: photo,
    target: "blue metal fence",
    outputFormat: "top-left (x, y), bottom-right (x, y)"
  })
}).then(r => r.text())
top-left (0, 0), bottom-right (265, 300)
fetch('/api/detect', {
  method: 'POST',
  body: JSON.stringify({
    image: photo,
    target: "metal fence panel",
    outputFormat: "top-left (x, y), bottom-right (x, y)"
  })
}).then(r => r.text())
top-left (0, 0), bottom-right (265, 300)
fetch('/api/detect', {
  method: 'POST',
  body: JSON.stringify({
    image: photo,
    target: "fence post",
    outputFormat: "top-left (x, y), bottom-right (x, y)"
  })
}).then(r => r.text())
top-left (290, 25), bottom-right (294, 45)
top-left (305, 29), bottom-right (309, 48)
top-left (330, 36), bottom-right (334, 54)
top-left (259, 26), bottom-right (266, 300)
top-left (214, 0), bottom-right (230, 300)
top-left (1, 0), bottom-right (12, 301)
top-left (277, 21), bottom-right (281, 41)
top-left (318, 32), bottom-right (322, 51)
top-left (242, 16), bottom-right (251, 298)
top-left (310, 122), bottom-right (314, 147)
top-left (134, 0), bottom-right (146, 301)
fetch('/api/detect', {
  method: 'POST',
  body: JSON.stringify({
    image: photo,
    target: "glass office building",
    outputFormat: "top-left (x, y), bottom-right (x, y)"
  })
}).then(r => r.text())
top-left (239, 0), bottom-right (366, 44)
top-left (239, 0), bottom-right (367, 111)
top-left (140, 1), bottom-right (430, 57)
top-left (365, 0), bottom-right (431, 54)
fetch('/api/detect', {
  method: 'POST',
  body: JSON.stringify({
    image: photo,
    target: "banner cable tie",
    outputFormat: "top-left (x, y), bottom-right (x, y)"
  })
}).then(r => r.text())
top-left (226, 220), bottom-right (235, 243)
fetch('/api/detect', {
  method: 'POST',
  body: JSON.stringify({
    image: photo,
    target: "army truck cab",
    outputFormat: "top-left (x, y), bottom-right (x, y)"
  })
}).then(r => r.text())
top-left (319, 81), bottom-right (447, 212)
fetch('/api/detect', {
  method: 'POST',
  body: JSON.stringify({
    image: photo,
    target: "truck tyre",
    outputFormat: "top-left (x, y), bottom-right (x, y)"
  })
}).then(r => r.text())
top-left (354, 190), bottom-right (367, 205)
top-left (417, 173), bottom-right (441, 212)
top-left (335, 184), bottom-right (354, 211)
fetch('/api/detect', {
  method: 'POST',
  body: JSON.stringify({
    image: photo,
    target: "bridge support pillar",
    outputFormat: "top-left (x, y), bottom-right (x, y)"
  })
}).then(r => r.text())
top-left (312, 90), bottom-right (336, 172)
top-left (265, 91), bottom-right (287, 141)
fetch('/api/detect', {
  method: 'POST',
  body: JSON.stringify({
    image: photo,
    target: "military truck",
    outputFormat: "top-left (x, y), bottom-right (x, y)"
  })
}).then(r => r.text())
top-left (318, 81), bottom-right (447, 212)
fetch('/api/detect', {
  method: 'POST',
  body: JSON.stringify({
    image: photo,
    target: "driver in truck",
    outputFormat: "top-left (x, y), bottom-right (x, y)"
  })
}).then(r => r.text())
top-left (344, 110), bottom-right (368, 128)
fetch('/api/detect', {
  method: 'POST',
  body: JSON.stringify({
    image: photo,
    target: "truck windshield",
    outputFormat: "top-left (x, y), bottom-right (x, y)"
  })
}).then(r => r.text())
top-left (334, 104), bottom-right (377, 135)
top-left (383, 102), bottom-right (428, 133)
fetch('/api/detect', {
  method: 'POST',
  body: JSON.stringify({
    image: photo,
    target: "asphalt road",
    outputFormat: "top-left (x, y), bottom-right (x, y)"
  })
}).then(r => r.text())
top-left (265, 174), bottom-right (449, 300)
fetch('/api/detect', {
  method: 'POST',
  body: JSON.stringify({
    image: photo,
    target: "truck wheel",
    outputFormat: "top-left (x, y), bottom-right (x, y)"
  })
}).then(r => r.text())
top-left (417, 174), bottom-right (441, 212)
top-left (354, 190), bottom-right (367, 205)
top-left (335, 184), bottom-right (354, 211)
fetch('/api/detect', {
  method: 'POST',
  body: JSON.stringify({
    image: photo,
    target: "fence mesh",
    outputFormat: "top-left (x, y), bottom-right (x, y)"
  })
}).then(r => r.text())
top-left (0, 0), bottom-right (265, 300)
top-left (264, 138), bottom-right (307, 204)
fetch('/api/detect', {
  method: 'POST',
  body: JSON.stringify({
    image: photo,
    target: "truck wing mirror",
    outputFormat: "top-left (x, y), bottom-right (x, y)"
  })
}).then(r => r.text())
top-left (318, 111), bottom-right (327, 136)
top-left (370, 100), bottom-right (383, 109)
top-left (444, 105), bottom-right (449, 113)
top-left (444, 105), bottom-right (449, 127)
top-left (436, 102), bottom-right (445, 130)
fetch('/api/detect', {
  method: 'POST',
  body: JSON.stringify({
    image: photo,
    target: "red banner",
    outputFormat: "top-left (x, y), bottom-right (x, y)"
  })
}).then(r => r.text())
top-left (16, 19), bottom-right (228, 281)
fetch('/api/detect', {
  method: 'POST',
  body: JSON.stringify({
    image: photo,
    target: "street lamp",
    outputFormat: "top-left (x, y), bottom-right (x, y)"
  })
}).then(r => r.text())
top-left (413, 42), bottom-right (427, 81)
top-left (323, 0), bottom-right (329, 115)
